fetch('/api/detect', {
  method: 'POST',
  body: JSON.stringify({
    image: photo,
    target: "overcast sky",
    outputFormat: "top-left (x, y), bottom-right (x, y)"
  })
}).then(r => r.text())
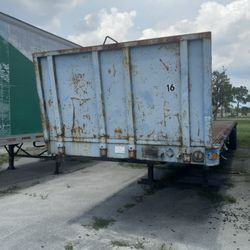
top-left (1, 0), bottom-right (250, 89)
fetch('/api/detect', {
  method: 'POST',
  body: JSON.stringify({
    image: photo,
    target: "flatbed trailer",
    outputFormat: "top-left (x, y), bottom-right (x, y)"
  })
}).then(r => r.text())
top-left (33, 32), bottom-right (237, 180)
top-left (212, 120), bottom-right (237, 150)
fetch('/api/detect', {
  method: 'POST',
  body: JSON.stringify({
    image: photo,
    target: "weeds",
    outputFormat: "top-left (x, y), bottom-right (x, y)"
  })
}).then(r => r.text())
top-left (117, 208), bottom-right (124, 214)
top-left (64, 243), bottom-right (74, 250)
top-left (198, 190), bottom-right (236, 205)
top-left (0, 186), bottom-right (19, 197)
top-left (124, 203), bottom-right (136, 209)
top-left (134, 240), bottom-right (145, 249)
top-left (0, 154), bottom-right (8, 166)
top-left (111, 240), bottom-right (130, 247)
top-left (111, 239), bottom-right (145, 249)
top-left (119, 162), bottom-right (146, 169)
top-left (40, 194), bottom-right (49, 200)
top-left (234, 150), bottom-right (250, 159)
top-left (159, 243), bottom-right (175, 250)
top-left (117, 202), bottom-right (136, 215)
top-left (91, 217), bottom-right (115, 230)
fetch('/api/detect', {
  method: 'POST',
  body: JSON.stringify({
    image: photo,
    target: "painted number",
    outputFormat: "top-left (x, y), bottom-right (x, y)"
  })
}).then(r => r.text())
top-left (167, 84), bottom-right (175, 92)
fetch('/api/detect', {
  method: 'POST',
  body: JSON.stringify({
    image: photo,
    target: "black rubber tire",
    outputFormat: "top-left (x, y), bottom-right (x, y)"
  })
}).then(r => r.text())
top-left (228, 126), bottom-right (237, 150)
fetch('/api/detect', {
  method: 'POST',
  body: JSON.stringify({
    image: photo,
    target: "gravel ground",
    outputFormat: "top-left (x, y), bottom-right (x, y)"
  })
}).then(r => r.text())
top-left (0, 148), bottom-right (249, 250)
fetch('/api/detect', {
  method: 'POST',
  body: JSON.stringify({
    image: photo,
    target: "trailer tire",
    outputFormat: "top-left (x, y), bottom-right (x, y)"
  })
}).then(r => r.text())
top-left (228, 126), bottom-right (237, 150)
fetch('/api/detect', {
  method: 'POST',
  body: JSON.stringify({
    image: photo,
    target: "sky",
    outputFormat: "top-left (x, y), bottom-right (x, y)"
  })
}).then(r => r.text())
top-left (1, 0), bottom-right (250, 90)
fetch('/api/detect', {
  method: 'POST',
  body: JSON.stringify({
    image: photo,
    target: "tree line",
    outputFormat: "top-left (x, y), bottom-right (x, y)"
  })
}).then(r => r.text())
top-left (212, 68), bottom-right (250, 119)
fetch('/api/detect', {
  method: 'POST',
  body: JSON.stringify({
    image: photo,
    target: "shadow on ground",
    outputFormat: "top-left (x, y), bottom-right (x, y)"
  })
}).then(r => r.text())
top-left (69, 150), bottom-right (241, 249)
top-left (0, 157), bottom-right (94, 191)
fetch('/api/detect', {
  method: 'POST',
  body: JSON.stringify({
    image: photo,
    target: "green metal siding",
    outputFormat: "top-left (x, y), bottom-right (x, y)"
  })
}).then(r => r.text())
top-left (0, 35), bottom-right (42, 136)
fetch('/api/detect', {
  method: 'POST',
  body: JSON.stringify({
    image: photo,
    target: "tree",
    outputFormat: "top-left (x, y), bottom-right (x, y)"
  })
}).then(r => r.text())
top-left (212, 69), bottom-right (233, 119)
top-left (232, 86), bottom-right (250, 117)
top-left (240, 106), bottom-right (250, 116)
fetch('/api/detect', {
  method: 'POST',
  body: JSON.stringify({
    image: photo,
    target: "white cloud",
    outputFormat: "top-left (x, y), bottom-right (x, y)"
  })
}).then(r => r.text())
top-left (141, 0), bottom-right (249, 39)
top-left (17, 0), bottom-right (84, 15)
top-left (40, 17), bottom-right (61, 34)
top-left (141, 0), bottom-right (250, 87)
top-left (68, 8), bottom-right (136, 46)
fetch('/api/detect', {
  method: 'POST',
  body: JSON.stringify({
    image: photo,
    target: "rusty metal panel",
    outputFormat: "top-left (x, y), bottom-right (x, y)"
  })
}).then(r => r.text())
top-left (34, 32), bottom-right (219, 166)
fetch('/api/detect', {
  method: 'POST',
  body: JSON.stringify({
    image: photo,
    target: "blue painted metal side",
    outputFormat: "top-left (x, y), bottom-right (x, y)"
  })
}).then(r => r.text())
top-left (34, 32), bottom-right (218, 166)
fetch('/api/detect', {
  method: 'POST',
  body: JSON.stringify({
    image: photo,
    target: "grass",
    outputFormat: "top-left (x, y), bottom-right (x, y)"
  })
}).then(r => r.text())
top-left (124, 203), bottom-right (136, 209)
top-left (198, 190), bottom-right (236, 205)
top-left (217, 118), bottom-right (250, 148)
top-left (234, 148), bottom-right (250, 159)
top-left (111, 240), bottom-right (145, 249)
top-left (111, 240), bottom-right (130, 247)
top-left (0, 153), bottom-right (8, 166)
top-left (117, 208), bottom-right (124, 214)
top-left (117, 202), bottom-right (136, 214)
top-left (159, 243), bottom-right (175, 250)
top-left (40, 194), bottom-right (49, 200)
top-left (64, 243), bottom-right (74, 250)
top-left (91, 216), bottom-right (115, 230)
top-left (0, 186), bottom-right (19, 197)
top-left (133, 240), bottom-right (145, 249)
top-left (236, 119), bottom-right (250, 148)
top-left (119, 162), bottom-right (146, 169)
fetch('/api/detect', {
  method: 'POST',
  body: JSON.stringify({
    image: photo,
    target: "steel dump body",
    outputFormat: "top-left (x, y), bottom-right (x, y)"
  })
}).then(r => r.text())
top-left (34, 32), bottom-right (226, 166)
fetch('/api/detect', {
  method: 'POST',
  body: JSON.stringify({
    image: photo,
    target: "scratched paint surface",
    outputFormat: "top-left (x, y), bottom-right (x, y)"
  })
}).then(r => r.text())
top-left (131, 43), bottom-right (181, 144)
top-left (35, 32), bottom-right (214, 163)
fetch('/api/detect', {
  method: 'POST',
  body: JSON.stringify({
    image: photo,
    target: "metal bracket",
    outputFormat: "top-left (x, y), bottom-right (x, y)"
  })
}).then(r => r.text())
top-left (103, 36), bottom-right (118, 45)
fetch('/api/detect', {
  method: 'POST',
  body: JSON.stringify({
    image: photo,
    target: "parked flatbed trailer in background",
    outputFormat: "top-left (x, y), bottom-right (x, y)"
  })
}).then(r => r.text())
top-left (0, 12), bottom-right (80, 169)
top-left (212, 120), bottom-right (237, 150)
top-left (33, 32), bottom-right (237, 181)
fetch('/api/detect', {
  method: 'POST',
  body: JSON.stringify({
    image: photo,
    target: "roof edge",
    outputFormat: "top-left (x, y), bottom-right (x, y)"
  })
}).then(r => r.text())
top-left (0, 11), bottom-right (81, 48)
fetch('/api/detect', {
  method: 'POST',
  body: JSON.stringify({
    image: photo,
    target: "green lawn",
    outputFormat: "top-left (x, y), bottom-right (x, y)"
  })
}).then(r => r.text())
top-left (236, 119), bottom-right (250, 148)
top-left (217, 118), bottom-right (250, 148)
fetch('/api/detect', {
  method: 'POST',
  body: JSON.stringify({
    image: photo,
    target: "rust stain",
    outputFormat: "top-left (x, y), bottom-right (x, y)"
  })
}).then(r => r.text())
top-left (71, 126), bottom-right (84, 135)
top-left (176, 114), bottom-right (183, 144)
top-left (128, 149), bottom-right (136, 159)
top-left (71, 72), bottom-right (88, 95)
top-left (82, 114), bottom-right (91, 120)
top-left (123, 50), bottom-right (129, 69)
top-left (70, 102), bottom-right (84, 136)
top-left (159, 58), bottom-right (170, 71)
top-left (71, 97), bottom-right (90, 105)
top-left (71, 102), bottom-right (76, 135)
top-left (34, 32), bottom-right (210, 59)
top-left (163, 101), bottom-right (169, 127)
top-left (114, 128), bottom-right (123, 134)
top-left (100, 148), bottom-right (107, 157)
top-left (147, 130), bottom-right (155, 138)
top-left (108, 64), bottom-right (117, 77)
top-left (48, 99), bottom-right (53, 107)
top-left (72, 73), bottom-right (84, 85)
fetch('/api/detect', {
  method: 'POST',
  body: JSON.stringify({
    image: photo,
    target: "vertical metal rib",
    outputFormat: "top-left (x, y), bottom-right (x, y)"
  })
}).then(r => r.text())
top-left (123, 47), bottom-right (136, 157)
top-left (180, 40), bottom-right (190, 150)
top-left (92, 51), bottom-right (107, 155)
top-left (47, 56), bottom-right (64, 149)
top-left (202, 36), bottom-right (213, 148)
top-left (33, 57), bottom-right (49, 142)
